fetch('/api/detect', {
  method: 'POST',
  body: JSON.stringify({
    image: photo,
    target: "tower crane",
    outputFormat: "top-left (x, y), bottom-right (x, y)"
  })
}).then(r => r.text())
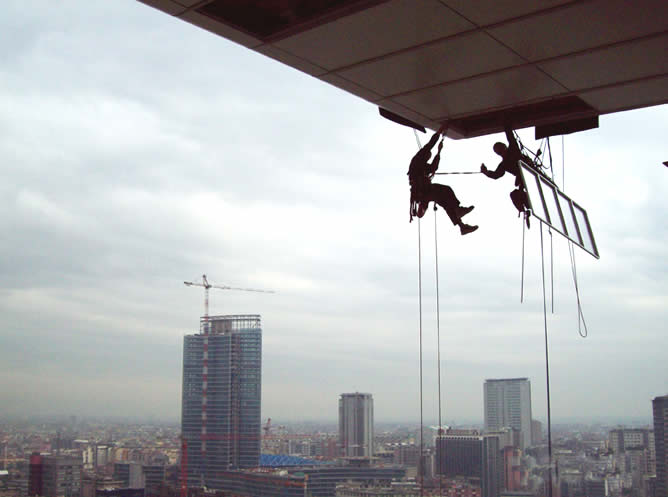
top-left (184, 274), bottom-right (274, 332)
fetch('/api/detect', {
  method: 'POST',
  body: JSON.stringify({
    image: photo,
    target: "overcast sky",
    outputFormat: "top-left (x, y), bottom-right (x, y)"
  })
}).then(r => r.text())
top-left (1, 1), bottom-right (666, 425)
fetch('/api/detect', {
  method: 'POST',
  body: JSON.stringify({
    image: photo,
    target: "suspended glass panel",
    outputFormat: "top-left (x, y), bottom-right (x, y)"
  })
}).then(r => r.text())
top-left (519, 162), bottom-right (599, 259)
top-left (557, 192), bottom-right (581, 245)
top-left (522, 166), bottom-right (547, 222)
top-left (573, 202), bottom-right (597, 256)
top-left (539, 178), bottom-right (565, 233)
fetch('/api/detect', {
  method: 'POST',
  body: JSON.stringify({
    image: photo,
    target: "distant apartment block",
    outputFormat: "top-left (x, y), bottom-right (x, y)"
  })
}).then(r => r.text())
top-left (484, 378), bottom-right (533, 450)
top-left (393, 444), bottom-right (420, 467)
top-left (113, 462), bottom-right (144, 489)
top-left (609, 428), bottom-right (653, 453)
top-left (531, 420), bottom-right (543, 445)
top-left (339, 393), bottom-right (374, 457)
top-left (436, 430), bottom-right (502, 497)
top-left (28, 453), bottom-right (82, 497)
top-left (141, 465), bottom-right (165, 497)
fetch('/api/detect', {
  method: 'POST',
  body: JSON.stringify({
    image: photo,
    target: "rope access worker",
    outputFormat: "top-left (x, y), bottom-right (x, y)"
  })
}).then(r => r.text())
top-left (480, 125), bottom-right (536, 227)
top-left (408, 124), bottom-right (478, 235)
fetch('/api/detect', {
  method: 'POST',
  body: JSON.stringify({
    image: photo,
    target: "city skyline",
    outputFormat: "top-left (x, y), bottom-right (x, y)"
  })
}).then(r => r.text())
top-left (0, 1), bottom-right (666, 423)
top-left (3, 406), bottom-right (663, 497)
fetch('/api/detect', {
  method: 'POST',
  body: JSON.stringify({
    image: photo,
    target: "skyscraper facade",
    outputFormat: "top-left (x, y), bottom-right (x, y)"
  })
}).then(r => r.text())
top-left (339, 393), bottom-right (374, 457)
top-left (654, 395), bottom-right (668, 497)
top-left (182, 314), bottom-right (262, 488)
top-left (484, 378), bottom-right (533, 449)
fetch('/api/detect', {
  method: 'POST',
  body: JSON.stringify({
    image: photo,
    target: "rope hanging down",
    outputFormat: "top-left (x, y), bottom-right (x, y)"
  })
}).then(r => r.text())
top-left (413, 128), bottom-right (425, 497)
top-left (540, 224), bottom-right (555, 497)
top-left (417, 218), bottom-right (425, 496)
top-left (434, 208), bottom-right (444, 497)
top-left (561, 136), bottom-right (588, 337)
top-left (413, 127), bottom-right (446, 496)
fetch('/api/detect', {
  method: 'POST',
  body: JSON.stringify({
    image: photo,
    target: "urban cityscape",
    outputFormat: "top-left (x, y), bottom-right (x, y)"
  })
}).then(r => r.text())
top-left (1, 2), bottom-right (667, 497)
top-left (0, 312), bottom-right (665, 497)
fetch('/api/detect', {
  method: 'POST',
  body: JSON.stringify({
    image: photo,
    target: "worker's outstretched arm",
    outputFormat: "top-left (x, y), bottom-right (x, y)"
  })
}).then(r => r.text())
top-left (481, 162), bottom-right (505, 179)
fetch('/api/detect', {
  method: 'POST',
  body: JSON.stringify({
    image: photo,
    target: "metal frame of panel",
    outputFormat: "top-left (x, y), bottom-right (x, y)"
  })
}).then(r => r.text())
top-left (518, 161), bottom-right (599, 259)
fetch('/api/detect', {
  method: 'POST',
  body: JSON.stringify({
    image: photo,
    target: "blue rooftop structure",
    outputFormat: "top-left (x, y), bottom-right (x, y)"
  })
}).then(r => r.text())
top-left (259, 454), bottom-right (323, 467)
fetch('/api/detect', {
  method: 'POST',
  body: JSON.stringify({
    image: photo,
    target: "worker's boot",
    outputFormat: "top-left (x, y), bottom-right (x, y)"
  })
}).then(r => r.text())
top-left (459, 205), bottom-right (474, 217)
top-left (460, 224), bottom-right (478, 235)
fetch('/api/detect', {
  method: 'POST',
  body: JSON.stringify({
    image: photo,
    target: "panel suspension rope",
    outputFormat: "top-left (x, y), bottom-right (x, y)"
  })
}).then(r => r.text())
top-left (540, 224), bottom-right (555, 497)
top-left (560, 136), bottom-right (588, 337)
top-left (546, 138), bottom-right (555, 313)
top-left (569, 234), bottom-right (588, 337)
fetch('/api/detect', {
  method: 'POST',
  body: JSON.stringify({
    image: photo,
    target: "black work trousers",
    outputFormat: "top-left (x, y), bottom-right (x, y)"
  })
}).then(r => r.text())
top-left (425, 183), bottom-right (462, 226)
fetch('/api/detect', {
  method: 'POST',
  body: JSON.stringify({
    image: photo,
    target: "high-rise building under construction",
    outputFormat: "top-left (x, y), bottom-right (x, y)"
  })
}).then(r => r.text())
top-left (182, 315), bottom-right (262, 488)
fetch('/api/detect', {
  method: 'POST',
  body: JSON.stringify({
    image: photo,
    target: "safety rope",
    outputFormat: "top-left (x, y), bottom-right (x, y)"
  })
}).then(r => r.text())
top-left (413, 128), bottom-right (425, 496)
top-left (434, 207), bottom-right (444, 497)
top-left (540, 224), bottom-right (554, 497)
top-left (414, 129), bottom-right (422, 149)
top-left (417, 217), bottom-right (424, 497)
